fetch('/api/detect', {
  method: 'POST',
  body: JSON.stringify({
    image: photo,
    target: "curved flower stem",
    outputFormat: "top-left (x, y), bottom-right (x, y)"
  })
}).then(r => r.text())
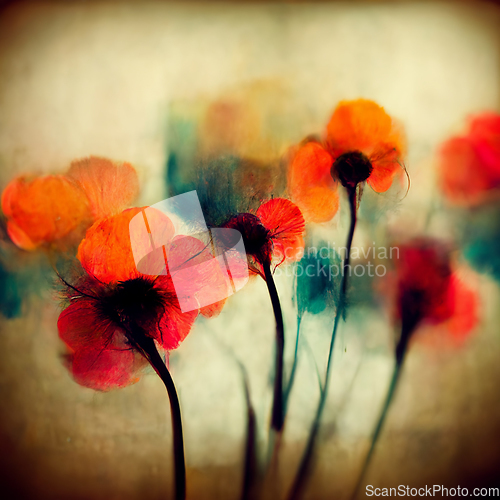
top-left (132, 333), bottom-right (186, 500)
top-left (287, 185), bottom-right (358, 500)
top-left (350, 317), bottom-right (416, 499)
top-left (264, 262), bottom-right (285, 433)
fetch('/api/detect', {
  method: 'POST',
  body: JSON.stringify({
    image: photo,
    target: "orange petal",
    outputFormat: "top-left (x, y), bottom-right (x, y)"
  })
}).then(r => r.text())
top-left (78, 207), bottom-right (148, 283)
top-left (326, 99), bottom-right (405, 159)
top-left (1, 175), bottom-right (91, 249)
top-left (200, 298), bottom-right (227, 318)
top-left (368, 143), bottom-right (402, 193)
top-left (68, 156), bottom-right (139, 220)
top-left (288, 142), bottom-right (338, 223)
top-left (6, 221), bottom-right (37, 250)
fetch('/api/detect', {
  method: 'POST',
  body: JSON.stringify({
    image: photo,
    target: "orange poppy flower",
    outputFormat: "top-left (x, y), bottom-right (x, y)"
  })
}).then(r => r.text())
top-left (289, 99), bottom-right (406, 222)
top-left (1, 175), bottom-right (91, 250)
top-left (2, 157), bottom-right (139, 251)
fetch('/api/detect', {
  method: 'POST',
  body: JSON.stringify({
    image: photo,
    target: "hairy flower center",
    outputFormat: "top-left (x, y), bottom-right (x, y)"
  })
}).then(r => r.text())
top-left (99, 278), bottom-right (167, 328)
top-left (331, 151), bottom-right (373, 189)
top-left (222, 213), bottom-right (271, 261)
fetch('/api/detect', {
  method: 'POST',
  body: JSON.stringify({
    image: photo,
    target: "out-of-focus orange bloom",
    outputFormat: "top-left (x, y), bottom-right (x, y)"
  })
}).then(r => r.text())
top-left (289, 99), bottom-right (406, 222)
top-left (68, 156), bottom-right (139, 220)
top-left (439, 113), bottom-right (500, 206)
top-left (1, 175), bottom-right (91, 250)
top-left (1, 157), bottom-right (139, 251)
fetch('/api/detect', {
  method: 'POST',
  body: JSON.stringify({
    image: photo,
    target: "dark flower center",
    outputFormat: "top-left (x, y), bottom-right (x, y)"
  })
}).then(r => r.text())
top-left (222, 213), bottom-right (272, 265)
top-left (331, 151), bottom-right (373, 189)
top-left (98, 278), bottom-right (168, 330)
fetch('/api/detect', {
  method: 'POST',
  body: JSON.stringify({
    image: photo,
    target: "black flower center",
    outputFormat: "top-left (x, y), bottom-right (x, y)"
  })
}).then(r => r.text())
top-left (222, 213), bottom-right (272, 265)
top-left (98, 278), bottom-right (168, 329)
top-left (331, 151), bottom-right (373, 189)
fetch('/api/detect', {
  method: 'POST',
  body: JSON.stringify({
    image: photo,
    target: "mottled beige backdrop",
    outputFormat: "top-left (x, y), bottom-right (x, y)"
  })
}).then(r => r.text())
top-left (1, 1), bottom-right (500, 499)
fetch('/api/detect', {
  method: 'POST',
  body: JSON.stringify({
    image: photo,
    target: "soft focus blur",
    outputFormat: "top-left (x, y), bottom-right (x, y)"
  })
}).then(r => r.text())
top-left (1, 1), bottom-right (500, 499)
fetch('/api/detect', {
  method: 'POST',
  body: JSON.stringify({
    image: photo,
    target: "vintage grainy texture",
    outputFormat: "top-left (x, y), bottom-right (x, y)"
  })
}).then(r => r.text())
top-left (0, 1), bottom-right (500, 499)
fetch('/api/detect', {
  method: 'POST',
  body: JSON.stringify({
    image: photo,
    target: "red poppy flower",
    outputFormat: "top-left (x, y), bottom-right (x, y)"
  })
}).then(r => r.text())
top-left (289, 99), bottom-right (406, 222)
top-left (222, 197), bottom-right (305, 278)
top-left (390, 240), bottom-right (478, 347)
top-left (1, 157), bottom-right (139, 251)
top-left (220, 197), bottom-right (304, 431)
top-left (58, 207), bottom-right (223, 391)
top-left (439, 112), bottom-right (500, 206)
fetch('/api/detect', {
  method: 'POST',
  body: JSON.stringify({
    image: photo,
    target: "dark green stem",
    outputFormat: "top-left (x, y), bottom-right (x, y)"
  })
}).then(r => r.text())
top-left (264, 263), bottom-right (285, 432)
top-left (131, 332), bottom-right (186, 500)
top-left (287, 185), bottom-right (358, 500)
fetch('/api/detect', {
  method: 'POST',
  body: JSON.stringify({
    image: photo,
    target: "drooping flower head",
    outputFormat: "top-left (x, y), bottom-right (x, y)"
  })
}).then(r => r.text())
top-left (439, 112), bottom-right (500, 206)
top-left (222, 197), bottom-right (305, 278)
top-left (1, 156), bottom-right (139, 251)
top-left (289, 99), bottom-right (406, 222)
top-left (58, 207), bottom-right (223, 390)
top-left (387, 239), bottom-right (478, 358)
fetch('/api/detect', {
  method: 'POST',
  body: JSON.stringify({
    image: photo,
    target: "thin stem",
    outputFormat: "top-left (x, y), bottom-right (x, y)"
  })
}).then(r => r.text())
top-left (283, 315), bottom-right (302, 413)
top-left (264, 263), bottom-right (285, 433)
top-left (132, 332), bottom-right (186, 500)
top-left (240, 364), bottom-right (258, 500)
top-left (343, 185), bottom-right (357, 297)
top-left (287, 185), bottom-right (358, 500)
top-left (351, 315), bottom-right (417, 498)
top-left (350, 362), bottom-right (401, 499)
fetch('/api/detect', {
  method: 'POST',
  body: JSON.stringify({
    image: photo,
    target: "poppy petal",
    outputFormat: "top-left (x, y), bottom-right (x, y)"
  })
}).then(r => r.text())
top-left (1, 176), bottom-right (91, 250)
top-left (200, 298), bottom-right (227, 318)
top-left (256, 198), bottom-right (305, 263)
top-left (167, 235), bottom-right (231, 314)
top-left (444, 274), bottom-right (478, 342)
top-left (439, 137), bottom-right (493, 206)
top-left (58, 301), bottom-right (145, 391)
top-left (69, 347), bottom-right (145, 391)
top-left (326, 99), bottom-right (399, 156)
top-left (368, 143), bottom-right (402, 193)
top-left (78, 207), bottom-right (175, 283)
top-left (58, 300), bottom-right (116, 352)
top-left (154, 275), bottom-right (198, 350)
top-left (288, 142), bottom-right (339, 223)
top-left (68, 157), bottom-right (139, 220)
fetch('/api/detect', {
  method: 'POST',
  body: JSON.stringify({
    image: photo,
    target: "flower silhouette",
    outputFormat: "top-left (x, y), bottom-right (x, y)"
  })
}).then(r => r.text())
top-left (289, 99), bottom-right (406, 222)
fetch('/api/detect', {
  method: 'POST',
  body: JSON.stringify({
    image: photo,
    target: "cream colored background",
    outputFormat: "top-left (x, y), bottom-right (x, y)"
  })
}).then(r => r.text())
top-left (1, 1), bottom-right (500, 499)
